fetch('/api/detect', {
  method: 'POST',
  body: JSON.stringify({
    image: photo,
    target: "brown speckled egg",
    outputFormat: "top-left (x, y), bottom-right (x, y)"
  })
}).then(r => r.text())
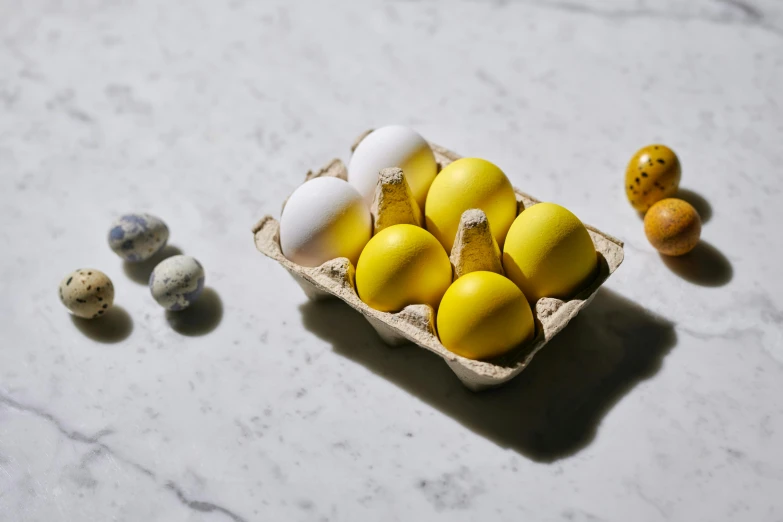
top-left (625, 144), bottom-right (681, 212)
top-left (58, 269), bottom-right (115, 319)
top-left (644, 199), bottom-right (701, 256)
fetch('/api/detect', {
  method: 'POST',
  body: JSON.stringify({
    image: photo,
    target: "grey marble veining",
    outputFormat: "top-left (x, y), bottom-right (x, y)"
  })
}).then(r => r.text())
top-left (1, 1), bottom-right (783, 521)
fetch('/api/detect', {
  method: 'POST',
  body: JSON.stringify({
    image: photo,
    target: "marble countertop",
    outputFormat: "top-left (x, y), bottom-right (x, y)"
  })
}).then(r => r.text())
top-left (2, 1), bottom-right (782, 520)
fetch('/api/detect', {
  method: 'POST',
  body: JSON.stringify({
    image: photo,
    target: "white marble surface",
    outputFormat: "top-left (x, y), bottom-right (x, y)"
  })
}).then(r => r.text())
top-left (1, 1), bottom-right (783, 520)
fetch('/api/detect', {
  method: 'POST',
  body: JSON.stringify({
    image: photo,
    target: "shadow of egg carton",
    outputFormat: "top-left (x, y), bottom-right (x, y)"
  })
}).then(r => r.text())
top-left (253, 138), bottom-right (625, 391)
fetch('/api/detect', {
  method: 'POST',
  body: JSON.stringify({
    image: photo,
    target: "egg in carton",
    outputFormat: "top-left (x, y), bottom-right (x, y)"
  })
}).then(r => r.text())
top-left (252, 136), bottom-right (625, 391)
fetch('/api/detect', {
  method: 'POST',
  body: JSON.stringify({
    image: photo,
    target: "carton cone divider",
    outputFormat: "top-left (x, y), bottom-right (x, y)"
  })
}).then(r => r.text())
top-left (370, 167), bottom-right (424, 235)
top-left (450, 209), bottom-right (504, 279)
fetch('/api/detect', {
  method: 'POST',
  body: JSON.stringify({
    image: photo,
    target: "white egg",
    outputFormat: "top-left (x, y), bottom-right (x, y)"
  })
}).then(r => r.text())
top-left (348, 125), bottom-right (437, 209)
top-left (280, 177), bottom-right (372, 267)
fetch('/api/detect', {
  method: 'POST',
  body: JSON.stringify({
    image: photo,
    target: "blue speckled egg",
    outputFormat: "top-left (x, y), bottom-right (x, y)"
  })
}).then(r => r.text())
top-left (108, 213), bottom-right (169, 262)
top-left (149, 255), bottom-right (205, 311)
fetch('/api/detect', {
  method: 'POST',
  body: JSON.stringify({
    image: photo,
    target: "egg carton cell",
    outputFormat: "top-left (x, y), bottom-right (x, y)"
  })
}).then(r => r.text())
top-left (252, 136), bottom-right (625, 391)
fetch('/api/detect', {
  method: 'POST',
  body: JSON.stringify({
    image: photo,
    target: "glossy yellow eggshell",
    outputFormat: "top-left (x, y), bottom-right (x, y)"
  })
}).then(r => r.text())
top-left (644, 198), bottom-right (701, 256)
top-left (625, 144), bottom-right (681, 212)
top-left (437, 271), bottom-right (534, 360)
top-left (355, 224), bottom-right (452, 313)
top-left (425, 158), bottom-right (517, 253)
top-left (502, 202), bottom-right (597, 303)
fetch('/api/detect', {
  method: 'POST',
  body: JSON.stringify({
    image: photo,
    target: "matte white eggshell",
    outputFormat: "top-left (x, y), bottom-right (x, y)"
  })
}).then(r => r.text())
top-left (348, 125), bottom-right (437, 209)
top-left (280, 177), bottom-right (372, 268)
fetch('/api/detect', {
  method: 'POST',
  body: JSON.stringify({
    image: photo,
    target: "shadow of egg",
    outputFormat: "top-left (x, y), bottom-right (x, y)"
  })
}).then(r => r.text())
top-left (660, 240), bottom-right (733, 287)
top-left (165, 287), bottom-right (224, 336)
top-left (123, 245), bottom-right (183, 285)
top-left (71, 306), bottom-right (134, 343)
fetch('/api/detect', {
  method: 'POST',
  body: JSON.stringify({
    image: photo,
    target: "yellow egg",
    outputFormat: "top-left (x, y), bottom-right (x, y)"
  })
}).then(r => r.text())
top-left (437, 271), bottom-right (534, 360)
top-left (644, 198), bottom-right (701, 256)
top-left (502, 202), bottom-right (597, 303)
top-left (625, 144), bottom-right (681, 212)
top-left (355, 224), bottom-right (452, 313)
top-left (424, 158), bottom-right (517, 253)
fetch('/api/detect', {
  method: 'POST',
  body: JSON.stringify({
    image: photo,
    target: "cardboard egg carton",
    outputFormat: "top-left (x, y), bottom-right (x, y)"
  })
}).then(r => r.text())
top-left (252, 137), bottom-right (625, 391)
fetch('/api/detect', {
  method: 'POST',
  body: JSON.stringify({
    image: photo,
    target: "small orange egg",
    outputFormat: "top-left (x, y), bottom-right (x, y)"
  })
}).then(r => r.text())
top-left (644, 198), bottom-right (701, 256)
top-left (625, 144), bottom-right (681, 212)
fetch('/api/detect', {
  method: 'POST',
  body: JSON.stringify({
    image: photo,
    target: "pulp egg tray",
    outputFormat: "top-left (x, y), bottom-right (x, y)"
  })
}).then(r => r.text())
top-left (252, 136), bottom-right (625, 391)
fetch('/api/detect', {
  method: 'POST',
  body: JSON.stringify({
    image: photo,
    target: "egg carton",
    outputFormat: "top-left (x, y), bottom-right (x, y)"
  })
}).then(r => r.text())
top-left (252, 136), bottom-right (625, 391)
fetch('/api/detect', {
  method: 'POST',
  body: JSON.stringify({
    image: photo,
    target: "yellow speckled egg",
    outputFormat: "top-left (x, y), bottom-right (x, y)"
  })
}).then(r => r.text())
top-left (437, 271), bottom-right (534, 360)
top-left (425, 158), bottom-right (517, 254)
top-left (625, 144), bottom-right (681, 212)
top-left (355, 224), bottom-right (452, 313)
top-left (502, 203), bottom-right (597, 303)
top-left (644, 198), bottom-right (701, 256)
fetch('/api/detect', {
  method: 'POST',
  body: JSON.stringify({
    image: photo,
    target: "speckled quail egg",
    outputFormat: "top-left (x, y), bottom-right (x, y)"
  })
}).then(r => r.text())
top-left (625, 145), bottom-right (681, 212)
top-left (644, 198), bottom-right (701, 256)
top-left (108, 213), bottom-right (169, 262)
top-left (149, 255), bottom-right (205, 311)
top-left (58, 269), bottom-right (115, 319)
